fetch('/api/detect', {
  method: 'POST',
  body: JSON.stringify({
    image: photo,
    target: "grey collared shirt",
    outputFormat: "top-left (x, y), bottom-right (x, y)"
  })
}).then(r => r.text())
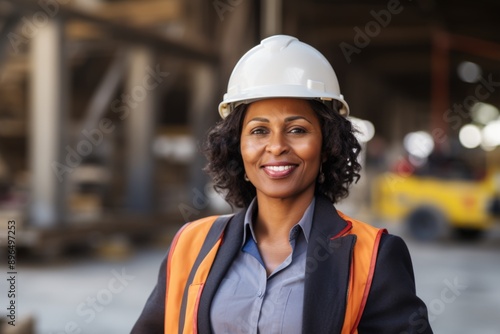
top-left (210, 197), bottom-right (315, 334)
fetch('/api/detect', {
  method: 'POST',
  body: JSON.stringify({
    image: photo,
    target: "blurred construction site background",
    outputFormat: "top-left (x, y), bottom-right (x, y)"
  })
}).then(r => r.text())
top-left (0, 0), bottom-right (499, 333)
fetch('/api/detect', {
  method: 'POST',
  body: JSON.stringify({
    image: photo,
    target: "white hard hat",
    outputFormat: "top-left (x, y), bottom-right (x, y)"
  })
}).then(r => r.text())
top-left (218, 35), bottom-right (349, 118)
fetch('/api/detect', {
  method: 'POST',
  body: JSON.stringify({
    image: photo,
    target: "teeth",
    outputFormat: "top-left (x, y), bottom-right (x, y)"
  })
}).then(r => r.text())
top-left (266, 165), bottom-right (293, 172)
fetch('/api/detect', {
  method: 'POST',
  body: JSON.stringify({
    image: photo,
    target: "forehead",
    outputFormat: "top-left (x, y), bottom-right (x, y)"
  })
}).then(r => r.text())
top-left (245, 98), bottom-right (317, 120)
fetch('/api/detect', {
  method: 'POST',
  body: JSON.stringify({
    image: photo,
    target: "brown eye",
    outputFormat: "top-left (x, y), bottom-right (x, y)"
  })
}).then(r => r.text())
top-left (250, 127), bottom-right (268, 135)
top-left (289, 127), bottom-right (306, 134)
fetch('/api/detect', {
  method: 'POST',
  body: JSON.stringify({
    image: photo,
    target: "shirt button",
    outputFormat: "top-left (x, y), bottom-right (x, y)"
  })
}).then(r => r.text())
top-left (257, 290), bottom-right (263, 298)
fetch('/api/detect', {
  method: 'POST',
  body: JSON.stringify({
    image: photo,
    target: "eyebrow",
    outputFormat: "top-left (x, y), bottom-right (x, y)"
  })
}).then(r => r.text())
top-left (285, 116), bottom-right (312, 124)
top-left (246, 115), bottom-right (313, 125)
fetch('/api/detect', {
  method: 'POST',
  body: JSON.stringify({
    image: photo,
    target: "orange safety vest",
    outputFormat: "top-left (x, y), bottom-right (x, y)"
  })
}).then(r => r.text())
top-left (164, 212), bottom-right (385, 334)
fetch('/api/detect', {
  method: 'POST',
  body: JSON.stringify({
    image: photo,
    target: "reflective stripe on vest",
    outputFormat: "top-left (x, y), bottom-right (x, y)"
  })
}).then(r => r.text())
top-left (164, 212), bottom-right (385, 334)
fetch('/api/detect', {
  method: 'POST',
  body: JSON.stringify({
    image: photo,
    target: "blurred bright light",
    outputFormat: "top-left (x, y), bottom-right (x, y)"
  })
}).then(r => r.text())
top-left (471, 102), bottom-right (499, 125)
top-left (480, 142), bottom-right (496, 151)
top-left (457, 61), bottom-right (482, 83)
top-left (408, 154), bottom-right (427, 167)
top-left (350, 117), bottom-right (375, 143)
top-left (459, 124), bottom-right (482, 149)
top-left (404, 131), bottom-right (434, 158)
top-left (482, 119), bottom-right (500, 148)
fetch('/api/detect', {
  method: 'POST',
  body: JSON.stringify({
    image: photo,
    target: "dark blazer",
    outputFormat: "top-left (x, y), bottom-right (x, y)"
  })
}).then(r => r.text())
top-left (131, 196), bottom-right (433, 334)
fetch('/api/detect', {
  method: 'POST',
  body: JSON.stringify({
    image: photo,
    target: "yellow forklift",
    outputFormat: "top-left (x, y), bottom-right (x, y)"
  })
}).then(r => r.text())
top-left (372, 152), bottom-right (500, 241)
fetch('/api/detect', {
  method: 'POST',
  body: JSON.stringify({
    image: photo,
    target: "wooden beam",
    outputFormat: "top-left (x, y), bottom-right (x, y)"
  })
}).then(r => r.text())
top-left (5, 0), bottom-right (217, 64)
top-left (91, 0), bottom-right (182, 27)
top-left (298, 3), bottom-right (425, 26)
top-left (66, 20), bottom-right (103, 40)
top-left (303, 25), bottom-right (432, 46)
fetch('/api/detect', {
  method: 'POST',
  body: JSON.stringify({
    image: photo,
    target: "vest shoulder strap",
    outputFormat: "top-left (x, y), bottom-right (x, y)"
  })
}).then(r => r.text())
top-left (165, 214), bottom-right (233, 334)
top-left (337, 211), bottom-right (387, 334)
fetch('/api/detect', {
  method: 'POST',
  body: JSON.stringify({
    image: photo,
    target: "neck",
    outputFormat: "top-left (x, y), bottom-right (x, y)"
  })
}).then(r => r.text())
top-left (253, 193), bottom-right (314, 243)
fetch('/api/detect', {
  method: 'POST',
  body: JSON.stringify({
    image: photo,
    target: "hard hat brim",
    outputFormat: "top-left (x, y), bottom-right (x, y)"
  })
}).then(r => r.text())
top-left (219, 92), bottom-right (349, 118)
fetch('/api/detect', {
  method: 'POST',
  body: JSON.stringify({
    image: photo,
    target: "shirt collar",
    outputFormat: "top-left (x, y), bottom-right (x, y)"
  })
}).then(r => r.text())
top-left (242, 197), bottom-right (315, 247)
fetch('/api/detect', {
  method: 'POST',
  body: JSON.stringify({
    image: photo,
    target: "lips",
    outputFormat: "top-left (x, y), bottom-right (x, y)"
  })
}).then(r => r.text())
top-left (262, 164), bottom-right (297, 178)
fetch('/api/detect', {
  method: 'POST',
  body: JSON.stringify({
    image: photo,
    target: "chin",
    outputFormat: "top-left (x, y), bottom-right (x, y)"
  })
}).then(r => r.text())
top-left (257, 186), bottom-right (314, 201)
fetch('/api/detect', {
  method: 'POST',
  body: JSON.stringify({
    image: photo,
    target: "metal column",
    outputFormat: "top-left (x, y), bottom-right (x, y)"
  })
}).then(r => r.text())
top-left (125, 48), bottom-right (157, 213)
top-left (261, 0), bottom-right (282, 38)
top-left (430, 29), bottom-right (450, 142)
top-left (29, 19), bottom-right (68, 227)
top-left (188, 64), bottom-right (219, 206)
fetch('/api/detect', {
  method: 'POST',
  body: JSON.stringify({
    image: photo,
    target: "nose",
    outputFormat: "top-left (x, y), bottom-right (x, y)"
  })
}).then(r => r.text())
top-left (266, 132), bottom-right (289, 156)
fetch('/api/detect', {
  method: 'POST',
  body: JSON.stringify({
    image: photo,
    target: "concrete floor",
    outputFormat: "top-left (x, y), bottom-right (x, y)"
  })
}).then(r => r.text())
top-left (408, 237), bottom-right (500, 334)
top-left (12, 248), bottom-right (165, 334)
top-left (6, 226), bottom-right (500, 334)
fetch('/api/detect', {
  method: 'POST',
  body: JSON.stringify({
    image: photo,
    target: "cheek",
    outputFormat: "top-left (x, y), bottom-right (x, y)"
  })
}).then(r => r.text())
top-left (296, 138), bottom-right (323, 162)
top-left (240, 138), bottom-right (262, 164)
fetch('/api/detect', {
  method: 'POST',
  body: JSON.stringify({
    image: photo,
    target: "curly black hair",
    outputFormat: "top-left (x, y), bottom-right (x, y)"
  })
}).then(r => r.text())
top-left (203, 100), bottom-right (362, 208)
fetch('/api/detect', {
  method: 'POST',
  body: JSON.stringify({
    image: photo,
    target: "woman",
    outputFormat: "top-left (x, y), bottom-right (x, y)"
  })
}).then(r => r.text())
top-left (132, 35), bottom-right (432, 334)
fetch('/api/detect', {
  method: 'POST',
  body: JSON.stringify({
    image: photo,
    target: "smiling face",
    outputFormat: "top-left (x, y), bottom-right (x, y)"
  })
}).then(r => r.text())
top-left (240, 98), bottom-right (323, 203)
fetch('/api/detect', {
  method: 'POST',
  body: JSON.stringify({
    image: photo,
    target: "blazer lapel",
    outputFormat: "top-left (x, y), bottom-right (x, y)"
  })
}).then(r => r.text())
top-left (197, 209), bottom-right (245, 334)
top-left (302, 196), bottom-right (356, 334)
